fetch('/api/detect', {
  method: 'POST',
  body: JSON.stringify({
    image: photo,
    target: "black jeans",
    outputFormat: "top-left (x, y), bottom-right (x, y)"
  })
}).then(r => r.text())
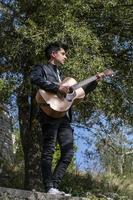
top-left (39, 111), bottom-right (74, 192)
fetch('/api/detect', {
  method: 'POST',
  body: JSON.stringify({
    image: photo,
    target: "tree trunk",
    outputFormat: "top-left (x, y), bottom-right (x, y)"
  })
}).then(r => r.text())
top-left (17, 82), bottom-right (43, 191)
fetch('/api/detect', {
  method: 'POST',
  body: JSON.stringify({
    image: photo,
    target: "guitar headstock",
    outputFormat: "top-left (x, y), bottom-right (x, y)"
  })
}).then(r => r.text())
top-left (103, 69), bottom-right (114, 77)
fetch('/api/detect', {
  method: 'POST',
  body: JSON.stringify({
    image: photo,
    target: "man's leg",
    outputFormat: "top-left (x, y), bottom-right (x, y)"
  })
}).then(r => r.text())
top-left (52, 116), bottom-right (74, 189)
top-left (41, 123), bottom-right (58, 192)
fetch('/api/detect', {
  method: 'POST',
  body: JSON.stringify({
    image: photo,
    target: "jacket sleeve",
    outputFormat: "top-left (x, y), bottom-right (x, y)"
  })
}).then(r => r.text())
top-left (82, 81), bottom-right (98, 95)
top-left (30, 65), bottom-right (60, 93)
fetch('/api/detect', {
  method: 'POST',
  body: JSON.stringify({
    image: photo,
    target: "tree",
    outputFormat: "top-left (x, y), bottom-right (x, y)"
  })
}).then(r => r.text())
top-left (0, 0), bottom-right (133, 190)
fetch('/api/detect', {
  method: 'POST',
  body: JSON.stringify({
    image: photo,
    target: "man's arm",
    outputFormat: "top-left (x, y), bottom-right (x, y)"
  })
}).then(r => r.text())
top-left (82, 72), bottom-right (106, 95)
top-left (30, 65), bottom-right (60, 93)
top-left (82, 81), bottom-right (98, 95)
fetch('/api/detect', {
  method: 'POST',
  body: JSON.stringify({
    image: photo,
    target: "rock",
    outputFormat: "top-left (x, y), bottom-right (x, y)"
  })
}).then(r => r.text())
top-left (0, 187), bottom-right (88, 200)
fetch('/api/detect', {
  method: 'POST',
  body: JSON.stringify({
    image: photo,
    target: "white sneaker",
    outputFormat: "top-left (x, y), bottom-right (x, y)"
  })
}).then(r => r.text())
top-left (47, 188), bottom-right (65, 195)
top-left (47, 188), bottom-right (71, 197)
top-left (64, 192), bottom-right (71, 197)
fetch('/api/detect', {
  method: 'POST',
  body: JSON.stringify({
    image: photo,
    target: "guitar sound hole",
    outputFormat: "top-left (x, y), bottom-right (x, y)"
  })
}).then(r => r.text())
top-left (66, 91), bottom-right (76, 102)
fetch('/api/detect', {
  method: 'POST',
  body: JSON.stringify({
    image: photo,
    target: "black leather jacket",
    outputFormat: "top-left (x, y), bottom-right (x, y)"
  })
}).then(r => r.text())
top-left (30, 63), bottom-right (97, 94)
top-left (30, 63), bottom-right (60, 93)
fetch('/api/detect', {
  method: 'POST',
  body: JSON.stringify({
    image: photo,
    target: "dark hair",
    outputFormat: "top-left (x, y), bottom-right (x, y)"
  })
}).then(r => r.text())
top-left (44, 42), bottom-right (68, 60)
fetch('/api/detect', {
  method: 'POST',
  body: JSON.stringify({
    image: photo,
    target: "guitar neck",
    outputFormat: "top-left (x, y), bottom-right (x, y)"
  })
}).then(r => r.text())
top-left (72, 75), bottom-right (97, 90)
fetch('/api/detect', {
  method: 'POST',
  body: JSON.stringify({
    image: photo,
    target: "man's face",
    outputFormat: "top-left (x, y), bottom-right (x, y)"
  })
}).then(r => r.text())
top-left (52, 48), bottom-right (67, 65)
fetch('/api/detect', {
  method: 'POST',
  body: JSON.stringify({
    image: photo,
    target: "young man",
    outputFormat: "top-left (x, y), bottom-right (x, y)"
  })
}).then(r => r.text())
top-left (30, 42), bottom-right (104, 196)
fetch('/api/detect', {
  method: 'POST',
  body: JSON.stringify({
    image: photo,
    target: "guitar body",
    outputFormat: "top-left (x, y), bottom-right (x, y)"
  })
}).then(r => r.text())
top-left (36, 77), bottom-right (85, 118)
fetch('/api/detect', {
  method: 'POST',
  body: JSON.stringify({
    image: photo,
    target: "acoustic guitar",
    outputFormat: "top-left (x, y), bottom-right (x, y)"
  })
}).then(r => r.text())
top-left (36, 69), bottom-right (114, 118)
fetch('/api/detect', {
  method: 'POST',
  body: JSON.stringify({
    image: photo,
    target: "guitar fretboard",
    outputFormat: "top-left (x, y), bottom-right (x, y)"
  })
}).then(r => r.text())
top-left (72, 75), bottom-right (97, 90)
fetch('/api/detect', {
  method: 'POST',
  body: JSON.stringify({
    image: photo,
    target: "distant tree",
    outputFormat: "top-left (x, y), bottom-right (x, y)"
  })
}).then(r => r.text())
top-left (84, 113), bottom-right (133, 176)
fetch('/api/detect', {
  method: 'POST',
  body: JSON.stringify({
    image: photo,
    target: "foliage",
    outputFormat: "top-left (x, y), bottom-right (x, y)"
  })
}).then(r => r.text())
top-left (60, 171), bottom-right (132, 199)
top-left (0, 0), bottom-right (133, 193)
top-left (0, 156), bottom-right (24, 190)
top-left (100, 173), bottom-right (133, 199)
top-left (84, 113), bottom-right (133, 175)
top-left (0, 77), bottom-right (15, 103)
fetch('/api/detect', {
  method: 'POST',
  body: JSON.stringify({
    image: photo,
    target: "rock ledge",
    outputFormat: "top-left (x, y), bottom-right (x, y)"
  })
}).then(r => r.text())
top-left (0, 187), bottom-right (87, 200)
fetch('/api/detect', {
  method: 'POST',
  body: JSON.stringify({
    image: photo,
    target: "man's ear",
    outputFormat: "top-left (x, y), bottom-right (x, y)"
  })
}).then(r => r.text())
top-left (51, 51), bottom-right (57, 58)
